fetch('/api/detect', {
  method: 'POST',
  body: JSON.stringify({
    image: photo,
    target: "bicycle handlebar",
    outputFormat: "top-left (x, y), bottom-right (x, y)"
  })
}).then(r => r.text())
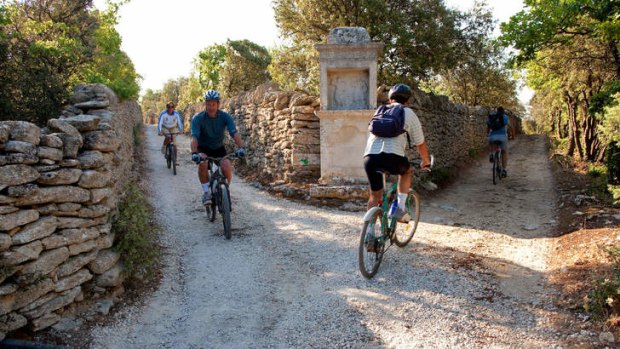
top-left (196, 153), bottom-right (239, 165)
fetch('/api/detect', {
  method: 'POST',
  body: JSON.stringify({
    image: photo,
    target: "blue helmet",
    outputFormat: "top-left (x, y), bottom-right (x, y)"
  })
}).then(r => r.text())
top-left (204, 90), bottom-right (220, 102)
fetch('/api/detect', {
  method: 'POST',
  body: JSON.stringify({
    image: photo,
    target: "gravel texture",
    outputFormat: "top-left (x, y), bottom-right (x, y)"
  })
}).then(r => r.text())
top-left (89, 127), bottom-right (585, 348)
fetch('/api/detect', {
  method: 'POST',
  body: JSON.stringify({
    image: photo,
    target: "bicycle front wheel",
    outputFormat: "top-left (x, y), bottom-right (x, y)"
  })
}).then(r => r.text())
top-left (393, 191), bottom-right (420, 247)
top-left (492, 155), bottom-right (498, 185)
top-left (220, 184), bottom-right (232, 239)
top-left (358, 209), bottom-right (385, 279)
top-left (166, 144), bottom-right (172, 169)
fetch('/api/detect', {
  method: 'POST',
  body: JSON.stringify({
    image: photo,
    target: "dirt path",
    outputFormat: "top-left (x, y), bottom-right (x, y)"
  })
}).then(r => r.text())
top-left (89, 127), bottom-right (585, 348)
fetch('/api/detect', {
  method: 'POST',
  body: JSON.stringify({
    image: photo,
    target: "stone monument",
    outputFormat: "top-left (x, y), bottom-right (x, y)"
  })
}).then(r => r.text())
top-left (315, 27), bottom-right (383, 184)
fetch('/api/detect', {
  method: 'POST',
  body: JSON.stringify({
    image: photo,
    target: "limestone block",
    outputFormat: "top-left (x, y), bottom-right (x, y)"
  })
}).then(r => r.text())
top-left (78, 205), bottom-right (110, 218)
top-left (14, 186), bottom-right (90, 206)
top-left (60, 105), bottom-right (84, 117)
top-left (4, 141), bottom-right (37, 155)
top-left (38, 159), bottom-right (55, 166)
top-left (59, 115), bottom-right (100, 132)
top-left (0, 313), bottom-right (27, 333)
top-left (1, 240), bottom-right (43, 265)
top-left (90, 188), bottom-right (112, 204)
top-left (56, 216), bottom-right (108, 229)
top-left (0, 121), bottom-right (40, 145)
top-left (0, 294), bottom-right (15, 316)
top-left (0, 124), bottom-right (9, 144)
top-left (0, 209), bottom-right (39, 231)
top-left (36, 204), bottom-right (58, 215)
top-left (0, 165), bottom-right (40, 186)
top-left (57, 203), bottom-right (82, 212)
top-left (0, 283), bottom-right (17, 296)
top-left (30, 312), bottom-right (61, 331)
top-left (55, 133), bottom-right (83, 159)
top-left (82, 130), bottom-right (120, 152)
top-left (291, 120), bottom-right (310, 129)
top-left (0, 233), bottom-right (11, 251)
top-left (7, 183), bottom-right (38, 197)
top-left (74, 100), bottom-right (109, 110)
top-left (59, 159), bottom-right (80, 168)
top-left (55, 269), bottom-right (92, 292)
top-left (47, 119), bottom-right (80, 137)
top-left (96, 262), bottom-right (124, 288)
top-left (290, 131), bottom-right (320, 145)
top-left (36, 168), bottom-right (82, 185)
top-left (77, 150), bottom-right (105, 169)
top-left (0, 156), bottom-right (5, 166)
top-left (5, 153), bottom-right (38, 165)
top-left (274, 92), bottom-right (292, 110)
top-left (86, 109), bottom-right (114, 122)
top-left (57, 250), bottom-right (98, 278)
top-left (291, 112), bottom-right (319, 122)
top-left (88, 249), bottom-right (120, 274)
top-left (18, 247), bottom-right (69, 276)
top-left (41, 227), bottom-right (100, 250)
top-left (13, 279), bottom-right (54, 310)
top-left (70, 83), bottom-right (117, 105)
top-left (34, 164), bottom-right (60, 172)
top-left (11, 216), bottom-right (58, 245)
top-left (39, 134), bottom-right (63, 148)
top-left (290, 95), bottom-right (317, 107)
top-left (78, 170), bottom-right (111, 189)
top-left (95, 232), bottom-right (115, 250)
top-left (37, 146), bottom-right (64, 161)
top-left (68, 239), bottom-right (98, 256)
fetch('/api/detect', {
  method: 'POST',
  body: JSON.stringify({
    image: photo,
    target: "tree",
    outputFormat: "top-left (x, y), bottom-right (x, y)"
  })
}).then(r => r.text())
top-left (219, 39), bottom-right (271, 97)
top-left (194, 44), bottom-right (226, 91)
top-left (271, 0), bottom-right (464, 91)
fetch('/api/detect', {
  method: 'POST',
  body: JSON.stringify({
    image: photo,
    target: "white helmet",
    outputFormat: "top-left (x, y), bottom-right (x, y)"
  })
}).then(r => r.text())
top-left (204, 90), bottom-right (220, 101)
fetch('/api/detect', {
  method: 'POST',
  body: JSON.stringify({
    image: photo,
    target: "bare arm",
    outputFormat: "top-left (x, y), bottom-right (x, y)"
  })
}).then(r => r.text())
top-left (191, 137), bottom-right (198, 153)
top-left (232, 132), bottom-right (245, 148)
top-left (416, 141), bottom-right (431, 168)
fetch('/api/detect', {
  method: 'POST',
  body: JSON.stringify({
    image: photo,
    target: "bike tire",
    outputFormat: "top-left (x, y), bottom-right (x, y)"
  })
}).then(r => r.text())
top-left (358, 209), bottom-right (385, 279)
top-left (171, 145), bottom-right (177, 175)
top-left (492, 155), bottom-right (498, 185)
top-left (166, 144), bottom-right (171, 169)
top-left (220, 184), bottom-right (232, 239)
top-left (393, 191), bottom-right (420, 247)
top-left (209, 184), bottom-right (217, 222)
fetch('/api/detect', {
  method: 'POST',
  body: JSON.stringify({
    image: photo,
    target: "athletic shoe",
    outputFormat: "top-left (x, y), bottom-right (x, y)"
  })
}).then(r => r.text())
top-left (489, 154), bottom-right (494, 162)
top-left (501, 169), bottom-right (507, 178)
top-left (393, 208), bottom-right (411, 223)
top-left (202, 192), bottom-right (212, 206)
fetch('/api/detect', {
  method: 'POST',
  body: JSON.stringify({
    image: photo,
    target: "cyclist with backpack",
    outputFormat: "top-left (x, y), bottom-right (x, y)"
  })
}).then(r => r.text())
top-left (190, 90), bottom-right (246, 207)
top-left (363, 83), bottom-right (431, 220)
top-left (487, 106), bottom-right (509, 177)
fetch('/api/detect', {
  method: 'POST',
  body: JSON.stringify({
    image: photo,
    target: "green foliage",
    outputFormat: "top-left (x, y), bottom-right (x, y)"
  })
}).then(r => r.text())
top-left (113, 182), bottom-right (158, 281)
top-left (219, 39), bottom-right (271, 97)
top-left (0, 0), bottom-right (139, 125)
top-left (195, 44), bottom-right (226, 91)
top-left (585, 246), bottom-right (620, 321)
top-left (272, 0), bottom-right (468, 88)
top-left (607, 141), bottom-right (620, 185)
top-left (269, 44), bottom-right (319, 93)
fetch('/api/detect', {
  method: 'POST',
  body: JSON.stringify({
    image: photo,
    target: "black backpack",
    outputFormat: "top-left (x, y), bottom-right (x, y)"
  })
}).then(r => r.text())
top-left (369, 104), bottom-right (406, 138)
top-left (488, 112), bottom-right (505, 131)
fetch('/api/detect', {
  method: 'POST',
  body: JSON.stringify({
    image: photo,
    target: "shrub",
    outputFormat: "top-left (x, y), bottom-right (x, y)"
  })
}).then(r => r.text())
top-left (112, 182), bottom-right (158, 281)
top-left (585, 246), bottom-right (620, 322)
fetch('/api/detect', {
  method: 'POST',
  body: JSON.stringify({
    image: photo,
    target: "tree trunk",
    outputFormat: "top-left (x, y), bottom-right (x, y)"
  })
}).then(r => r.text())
top-left (564, 91), bottom-right (583, 159)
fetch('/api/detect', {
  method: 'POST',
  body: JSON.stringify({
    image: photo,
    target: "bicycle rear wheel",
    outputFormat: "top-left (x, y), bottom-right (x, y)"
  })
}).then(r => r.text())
top-left (393, 191), bottom-right (420, 247)
top-left (358, 209), bottom-right (385, 279)
top-left (171, 145), bottom-right (177, 175)
top-left (492, 154), bottom-right (499, 185)
top-left (166, 144), bottom-right (172, 169)
top-left (220, 184), bottom-right (232, 239)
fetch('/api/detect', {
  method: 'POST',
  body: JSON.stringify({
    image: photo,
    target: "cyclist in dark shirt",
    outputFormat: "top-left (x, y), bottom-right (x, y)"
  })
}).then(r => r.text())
top-left (190, 90), bottom-right (246, 206)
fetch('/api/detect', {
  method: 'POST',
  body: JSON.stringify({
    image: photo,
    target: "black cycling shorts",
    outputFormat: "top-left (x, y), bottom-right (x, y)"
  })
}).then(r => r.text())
top-left (364, 153), bottom-right (410, 191)
top-left (197, 145), bottom-right (226, 158)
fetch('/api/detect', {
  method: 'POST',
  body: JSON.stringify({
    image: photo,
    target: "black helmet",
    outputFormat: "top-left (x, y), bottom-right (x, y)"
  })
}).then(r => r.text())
top-left (388, 84), bottom-right (412, 103)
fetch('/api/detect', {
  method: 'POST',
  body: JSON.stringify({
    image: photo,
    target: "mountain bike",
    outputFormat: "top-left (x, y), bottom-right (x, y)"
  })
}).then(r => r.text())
top-left (491, 141), bottom-right (505, 185)
top-left (358, 156), bottom-right (434, 279)
top-left (163, 132), bottom-right (180, 175)
top-left (198, 154), bottom-right (238, 239)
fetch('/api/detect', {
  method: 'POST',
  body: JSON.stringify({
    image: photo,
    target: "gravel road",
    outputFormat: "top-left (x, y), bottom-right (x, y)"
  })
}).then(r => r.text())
top-left (89, 126), bottom-right (581, 348)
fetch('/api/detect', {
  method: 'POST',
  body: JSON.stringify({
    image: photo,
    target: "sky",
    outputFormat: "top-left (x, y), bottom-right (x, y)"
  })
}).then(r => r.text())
top-left (94, 0), bottom-right (532, 103)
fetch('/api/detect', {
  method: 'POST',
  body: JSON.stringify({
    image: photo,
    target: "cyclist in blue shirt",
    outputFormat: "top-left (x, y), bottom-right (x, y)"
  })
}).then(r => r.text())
top-left (190, 90), bottom-right (246, 206)
top-left (487, 106), bottom-right (509, 177)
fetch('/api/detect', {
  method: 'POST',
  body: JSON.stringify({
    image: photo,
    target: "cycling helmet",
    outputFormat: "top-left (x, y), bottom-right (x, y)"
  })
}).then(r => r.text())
top-left (166, 102), bottom-right (175, 108)
top-left (204, 90), bottom-right (220, 102)
top-left (388, 84), bottom-right (412, 103)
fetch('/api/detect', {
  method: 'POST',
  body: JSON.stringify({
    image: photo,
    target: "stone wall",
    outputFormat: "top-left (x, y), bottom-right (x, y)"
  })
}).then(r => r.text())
top-left (0, 84), bottom-right (141, 336)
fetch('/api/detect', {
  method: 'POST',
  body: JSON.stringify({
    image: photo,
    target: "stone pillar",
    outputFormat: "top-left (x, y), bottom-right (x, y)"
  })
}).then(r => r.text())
top-left (315, 27), bottom-right (383, 184)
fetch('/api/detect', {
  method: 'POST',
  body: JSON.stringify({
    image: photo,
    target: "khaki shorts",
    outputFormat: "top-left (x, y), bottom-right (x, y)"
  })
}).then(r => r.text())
top-left (162, 126), bottom-right (180, 134)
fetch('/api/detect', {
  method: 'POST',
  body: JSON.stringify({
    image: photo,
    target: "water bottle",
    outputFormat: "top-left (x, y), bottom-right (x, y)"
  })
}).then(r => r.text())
top-left (388, 200), bottom-right (398, 218)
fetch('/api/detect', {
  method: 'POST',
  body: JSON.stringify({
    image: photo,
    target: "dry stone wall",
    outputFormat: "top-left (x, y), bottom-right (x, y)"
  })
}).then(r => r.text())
top-left (0, 84), bottom-right (141, 337)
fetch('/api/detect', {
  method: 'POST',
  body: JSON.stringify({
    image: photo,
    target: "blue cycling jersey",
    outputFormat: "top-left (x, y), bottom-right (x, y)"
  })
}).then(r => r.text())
top-left (191, 110), bottom-right (237, 149)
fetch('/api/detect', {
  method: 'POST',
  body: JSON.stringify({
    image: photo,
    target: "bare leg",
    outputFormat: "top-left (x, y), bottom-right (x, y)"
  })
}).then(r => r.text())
top-left (221, 158), bottom-right (233, 185)
top-left (367, 189), bottom-right (383, 210)
top-left (502, 150), bottom-right (508, 169)
top-left (397, 167), bottom-right (413, 194)
top-left (198, 161), bottom-right (209, 184)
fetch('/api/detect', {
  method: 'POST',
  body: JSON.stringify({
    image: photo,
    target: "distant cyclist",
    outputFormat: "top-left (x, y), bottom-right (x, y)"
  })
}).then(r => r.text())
top-left (158, 102), bottom-right (184, 165)
top-left (363, 83), bottom-right (431, 220)
top-left (190, 90), bottom-right (246, 206)
top-left (487, 106), bottom-right (509, 177)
